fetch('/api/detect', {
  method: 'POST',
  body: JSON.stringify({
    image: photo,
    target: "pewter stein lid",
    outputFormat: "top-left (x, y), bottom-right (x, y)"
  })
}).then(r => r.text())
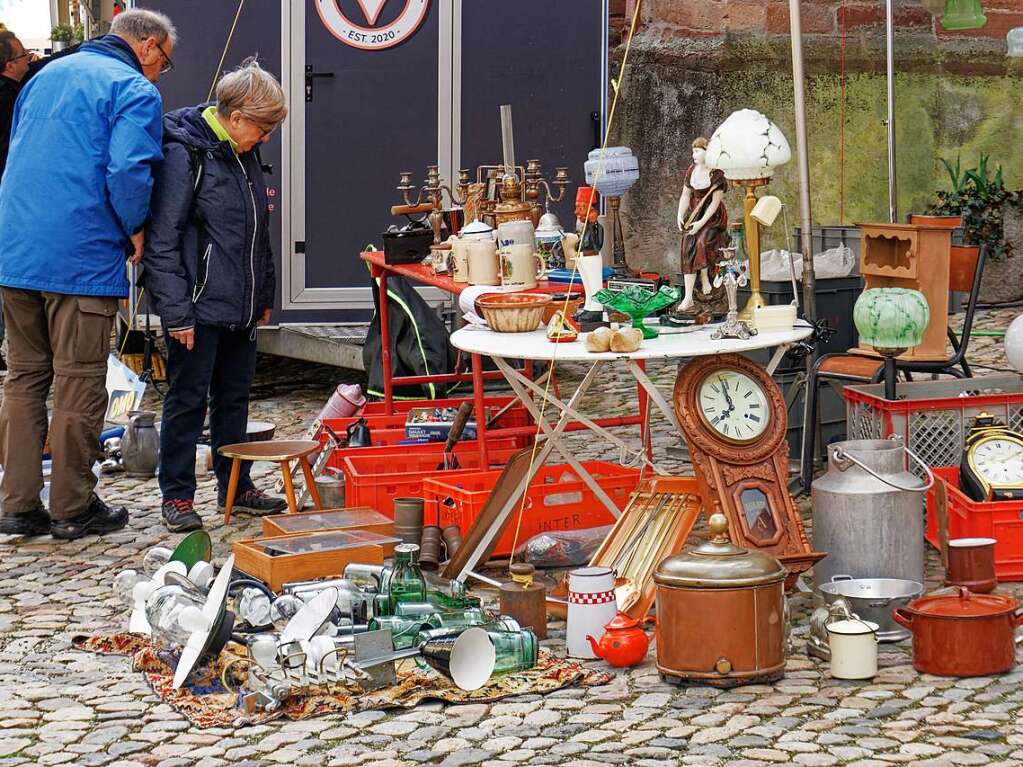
top-left (654, 514), bottom-right (787, 589)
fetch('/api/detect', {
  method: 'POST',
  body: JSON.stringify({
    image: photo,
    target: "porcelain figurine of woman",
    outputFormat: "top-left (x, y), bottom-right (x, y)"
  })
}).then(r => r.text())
top-left (677, 137), bottom-right (729, 312)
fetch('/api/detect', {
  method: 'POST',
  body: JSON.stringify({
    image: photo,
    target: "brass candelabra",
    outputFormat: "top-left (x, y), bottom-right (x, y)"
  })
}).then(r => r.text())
top-left (397, 161), bottom-right (569, 238)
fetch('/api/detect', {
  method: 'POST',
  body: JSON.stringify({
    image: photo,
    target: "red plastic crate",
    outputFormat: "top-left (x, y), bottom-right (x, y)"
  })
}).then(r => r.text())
top-left (925, 466), bottom-right (1023, 581)
top-left (324, 436), bottom-right (521, 473)
top-left (423, 461), bottom-right (642, 558)
top-left (342, 447), bottom-right (520, 517)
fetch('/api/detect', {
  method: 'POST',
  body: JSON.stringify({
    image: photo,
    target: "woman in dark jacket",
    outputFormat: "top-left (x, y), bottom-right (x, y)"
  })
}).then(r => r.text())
top-left (145, 60), bottom-right (288, 531)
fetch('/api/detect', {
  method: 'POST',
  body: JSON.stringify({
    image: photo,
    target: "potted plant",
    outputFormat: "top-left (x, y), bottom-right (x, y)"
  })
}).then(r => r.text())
top-left (927, 154), bottom-right (1023, 304)
top-left (72, 23), bottom-right (85, 43)
top-left (51, 24), bottom-right (74, 51)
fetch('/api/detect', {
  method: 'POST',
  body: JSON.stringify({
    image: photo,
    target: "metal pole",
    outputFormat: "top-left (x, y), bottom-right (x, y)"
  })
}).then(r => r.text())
top-left (886, 0), bottom-right (897, 223)
top-left (788, 0), bottom-right (816, 322)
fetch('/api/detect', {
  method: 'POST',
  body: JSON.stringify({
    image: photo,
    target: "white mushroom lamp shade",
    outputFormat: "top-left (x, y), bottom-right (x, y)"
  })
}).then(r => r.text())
top-left (706, 109), bottom-right (792, 180)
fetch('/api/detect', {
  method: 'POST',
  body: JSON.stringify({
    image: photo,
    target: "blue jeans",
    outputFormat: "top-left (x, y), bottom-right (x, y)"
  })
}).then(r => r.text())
top-left (159, 324), bottom-right (257, 502)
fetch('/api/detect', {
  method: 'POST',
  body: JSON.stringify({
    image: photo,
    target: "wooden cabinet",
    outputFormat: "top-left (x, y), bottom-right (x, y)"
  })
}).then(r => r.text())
top-left (855, 223), bottom-right (952, 361)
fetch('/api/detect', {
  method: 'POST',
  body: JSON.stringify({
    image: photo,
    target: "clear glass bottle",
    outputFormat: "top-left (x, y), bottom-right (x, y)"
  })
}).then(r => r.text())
top-left (387, 544), bottom-right (427, 613)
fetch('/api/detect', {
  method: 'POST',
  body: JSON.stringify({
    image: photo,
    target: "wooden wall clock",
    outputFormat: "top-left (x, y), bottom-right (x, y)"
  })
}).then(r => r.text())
top-left (673, 353), bottom-right (824, 586)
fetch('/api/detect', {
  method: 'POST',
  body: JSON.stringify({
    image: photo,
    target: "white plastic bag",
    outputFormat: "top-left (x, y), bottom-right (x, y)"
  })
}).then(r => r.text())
top-left (760, 246), bottom-right (856, 282)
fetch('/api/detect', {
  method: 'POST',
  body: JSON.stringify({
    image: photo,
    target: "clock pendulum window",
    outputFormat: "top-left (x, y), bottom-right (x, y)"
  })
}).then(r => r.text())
top-left (673, 353), bottom-right (824, 586)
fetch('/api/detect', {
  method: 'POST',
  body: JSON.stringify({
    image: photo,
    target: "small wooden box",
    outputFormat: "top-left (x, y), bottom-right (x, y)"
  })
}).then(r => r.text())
top-left (261, 506), bottom-right (396, 554)
top-left (233, 530), bottom-right (390, 591)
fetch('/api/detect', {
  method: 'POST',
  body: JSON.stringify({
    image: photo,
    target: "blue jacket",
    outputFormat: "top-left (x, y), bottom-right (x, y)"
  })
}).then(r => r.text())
top-left (142, 105), bottom-right (274, 331)
top-left (0, 35), bottom-right (163, 297)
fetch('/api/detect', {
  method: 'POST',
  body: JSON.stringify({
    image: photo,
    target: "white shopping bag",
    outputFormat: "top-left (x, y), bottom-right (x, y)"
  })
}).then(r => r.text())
top-left (105, 354), bottom-right (146, 423)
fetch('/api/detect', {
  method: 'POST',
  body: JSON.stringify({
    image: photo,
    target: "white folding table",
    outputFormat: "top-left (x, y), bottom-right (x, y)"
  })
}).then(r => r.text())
top-left (447, 321), bottom-right (814, 576)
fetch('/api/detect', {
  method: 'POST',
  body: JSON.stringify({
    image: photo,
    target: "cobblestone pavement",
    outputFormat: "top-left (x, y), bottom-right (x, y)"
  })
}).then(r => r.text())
top-left (2, 309), bottom-right (1023, 767)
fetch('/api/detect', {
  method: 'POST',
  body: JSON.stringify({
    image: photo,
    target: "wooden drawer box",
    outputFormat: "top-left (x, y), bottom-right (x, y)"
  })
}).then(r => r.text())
top-left (233, 530), bottom-right (391, 591)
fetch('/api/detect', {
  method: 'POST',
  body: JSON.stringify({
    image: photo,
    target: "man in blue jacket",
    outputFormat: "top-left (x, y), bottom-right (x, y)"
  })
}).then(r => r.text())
top-left (0, 9), bottom-right (175, 539)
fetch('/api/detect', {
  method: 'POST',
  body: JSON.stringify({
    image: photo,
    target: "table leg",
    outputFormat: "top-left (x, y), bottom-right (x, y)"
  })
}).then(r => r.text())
top-left (223, 458), bottom-right (241, 525)
top-left (765, 344), bottom-right (792, 376)
top-left (300, 458), bottom-right (323, 511)
top-left (494, 357), bottom-right (665, 473)
top-left (636, 359), bottom-right (651, 464)
top-left (281, 461), bottom-right (299, 514)
top-left (627, 360), bottom-right (684, 435)
top-left (471, 352), bottom-right (489, 466)
top-left (495, 357), bottom-right (624, 519)
top-left (378, 270), bottom-right (394, 415)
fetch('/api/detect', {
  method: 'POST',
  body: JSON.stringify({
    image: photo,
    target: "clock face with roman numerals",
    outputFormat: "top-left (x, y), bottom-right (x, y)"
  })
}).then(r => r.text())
top-left (970, 437), bottom-right (1023, 485)
top-left (696, 369), bottom-right (771, 444)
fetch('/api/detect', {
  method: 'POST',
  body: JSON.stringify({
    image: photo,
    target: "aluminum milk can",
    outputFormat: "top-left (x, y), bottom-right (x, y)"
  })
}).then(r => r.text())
top-left (811, 438), bottom-right (933, 587)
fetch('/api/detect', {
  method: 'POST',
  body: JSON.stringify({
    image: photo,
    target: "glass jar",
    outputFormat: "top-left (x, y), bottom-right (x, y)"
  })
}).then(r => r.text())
top-left (145, 584), bottom-right (201, 647)
top-left (488, 628), bottom-right (539, 674)
top-left (388, 544), bottom-right (427, 612)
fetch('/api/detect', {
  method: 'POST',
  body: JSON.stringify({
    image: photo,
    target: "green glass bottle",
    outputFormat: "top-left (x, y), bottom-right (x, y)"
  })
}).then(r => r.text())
top-left (424, 585), bottom-right (482, 611)
top-left (388, 543), bottom-right (427, 613)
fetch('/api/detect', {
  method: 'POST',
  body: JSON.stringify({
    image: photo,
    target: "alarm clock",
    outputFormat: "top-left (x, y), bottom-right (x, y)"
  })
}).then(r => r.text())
top-left (960, 413), bottom-right (1023, 502)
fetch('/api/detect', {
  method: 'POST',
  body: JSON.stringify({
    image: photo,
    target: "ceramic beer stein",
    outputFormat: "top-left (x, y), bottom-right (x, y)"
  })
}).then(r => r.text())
top-left (468, 240), bottom-right (500, 286)
top-left (497, 219), bottom-right (535, 251)
top-left (448, 238), bottom-right (471, 283)
top-left (500, 244), bottom-right (546, 289)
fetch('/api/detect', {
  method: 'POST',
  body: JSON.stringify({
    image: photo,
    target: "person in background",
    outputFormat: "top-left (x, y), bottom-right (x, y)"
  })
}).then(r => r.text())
top-left (144, 59), bottom-right (288, 532)
top-left (0, 9), bottom-right (175, 539)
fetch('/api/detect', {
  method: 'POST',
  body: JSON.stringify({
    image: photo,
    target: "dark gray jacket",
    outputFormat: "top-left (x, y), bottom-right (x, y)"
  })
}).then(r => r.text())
top-left (143, 105), bottom-right (274, 331)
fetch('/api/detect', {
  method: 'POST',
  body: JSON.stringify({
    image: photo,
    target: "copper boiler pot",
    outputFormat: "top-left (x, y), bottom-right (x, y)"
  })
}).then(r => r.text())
top-left (654, 514), bottom-right (788, 687)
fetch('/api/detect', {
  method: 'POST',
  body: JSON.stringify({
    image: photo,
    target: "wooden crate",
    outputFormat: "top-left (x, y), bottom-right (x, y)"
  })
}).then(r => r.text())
top-left (261, 506), bottom-right (396, 555)
top-left (233, 531), bottom-right (388, 591)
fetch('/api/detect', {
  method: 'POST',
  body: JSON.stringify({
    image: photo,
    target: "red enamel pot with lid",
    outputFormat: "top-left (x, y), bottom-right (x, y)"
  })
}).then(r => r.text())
top-left (893, 587), bottom-right (1023, 677)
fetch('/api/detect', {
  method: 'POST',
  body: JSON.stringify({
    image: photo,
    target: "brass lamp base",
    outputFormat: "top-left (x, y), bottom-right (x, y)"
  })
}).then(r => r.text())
top-left (737, 291), bottom-right (767, 322)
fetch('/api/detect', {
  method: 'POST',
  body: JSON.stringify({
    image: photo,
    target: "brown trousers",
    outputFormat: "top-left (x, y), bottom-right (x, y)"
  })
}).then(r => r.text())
top-left (0, 288), bottom-right (117, 520)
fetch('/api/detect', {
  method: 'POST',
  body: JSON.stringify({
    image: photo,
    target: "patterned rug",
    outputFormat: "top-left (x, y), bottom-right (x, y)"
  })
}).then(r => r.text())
top-left (72, 633), bottom-right (614, 729)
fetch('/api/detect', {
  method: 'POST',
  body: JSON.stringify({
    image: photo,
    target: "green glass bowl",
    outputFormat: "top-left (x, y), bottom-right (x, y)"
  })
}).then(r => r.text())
top-left (595, 284), bottom-right (682, 339)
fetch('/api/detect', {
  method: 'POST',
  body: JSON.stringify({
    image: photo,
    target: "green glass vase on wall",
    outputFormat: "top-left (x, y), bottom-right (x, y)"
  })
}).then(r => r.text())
top-left (941, 0), bottom-right (987, 30)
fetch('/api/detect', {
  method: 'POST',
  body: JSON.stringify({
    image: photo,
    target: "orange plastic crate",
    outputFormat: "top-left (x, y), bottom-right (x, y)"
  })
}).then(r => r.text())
top-left (925, 466), bottom-right (1023, 581)
top-left (423, 461), bottom-right (642, 557)
top-left (342, 447), bottom-right (519, 517)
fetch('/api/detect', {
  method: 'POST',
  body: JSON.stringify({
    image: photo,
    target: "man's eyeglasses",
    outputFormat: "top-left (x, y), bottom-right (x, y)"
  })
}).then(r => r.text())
top-left (154, 40), bottom-right (173, 74)
top-left (9, 52), bottom-right (30, 64)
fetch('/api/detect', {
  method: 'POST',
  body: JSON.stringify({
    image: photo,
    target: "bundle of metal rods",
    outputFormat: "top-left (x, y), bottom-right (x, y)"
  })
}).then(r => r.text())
top-left (594, 482), bottom-right (695, 613)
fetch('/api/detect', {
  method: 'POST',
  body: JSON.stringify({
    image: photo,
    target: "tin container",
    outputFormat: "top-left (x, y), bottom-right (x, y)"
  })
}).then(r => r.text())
top-left (499, 563), bottom-right (547, 639)
top-left (654, 514), bottom-right (788, 687)
top-left (946, 538), bottom-right (997, 593)
top-left (812, 439), bottom-right (931, 586)
top-left (827, 619), bottom-right (879, 680)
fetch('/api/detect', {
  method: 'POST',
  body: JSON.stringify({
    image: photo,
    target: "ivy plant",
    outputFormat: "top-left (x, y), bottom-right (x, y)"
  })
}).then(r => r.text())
top-left (928, 154), bottom-right (1023, 261)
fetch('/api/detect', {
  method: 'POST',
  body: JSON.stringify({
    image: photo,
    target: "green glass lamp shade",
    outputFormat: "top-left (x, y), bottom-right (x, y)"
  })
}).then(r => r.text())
top-left (169, 530), bottom-right (212, 570)
top-left (941, 0), bottom-right (986, 30)
top-left (594, 284), bottom-right (682, 339)
top-left (853, 288), bottom-right (930, 353)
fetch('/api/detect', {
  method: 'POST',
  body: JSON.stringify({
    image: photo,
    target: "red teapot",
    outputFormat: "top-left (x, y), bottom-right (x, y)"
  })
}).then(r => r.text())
top-left (586, 612), bottom-right (650, 667)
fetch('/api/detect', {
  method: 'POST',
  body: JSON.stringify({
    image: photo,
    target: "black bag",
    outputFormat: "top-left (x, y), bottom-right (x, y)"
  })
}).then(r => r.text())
top-left (363, 269), bottom-right (456, 400)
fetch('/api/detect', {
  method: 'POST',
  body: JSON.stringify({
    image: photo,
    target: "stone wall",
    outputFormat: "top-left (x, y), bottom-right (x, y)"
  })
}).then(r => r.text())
top-left (610, 0), bottom-right (1023, 278)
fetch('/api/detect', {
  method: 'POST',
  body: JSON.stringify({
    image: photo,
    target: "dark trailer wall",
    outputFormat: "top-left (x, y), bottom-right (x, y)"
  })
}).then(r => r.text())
top-left (138, 0), bottom-right (606, 326)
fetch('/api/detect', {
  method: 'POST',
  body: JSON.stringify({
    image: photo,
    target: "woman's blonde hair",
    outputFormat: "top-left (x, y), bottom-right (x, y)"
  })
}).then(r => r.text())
top-left (692, 137), bottom-right (708, 149)
top-left (216, 58), bottom-right (287, 127)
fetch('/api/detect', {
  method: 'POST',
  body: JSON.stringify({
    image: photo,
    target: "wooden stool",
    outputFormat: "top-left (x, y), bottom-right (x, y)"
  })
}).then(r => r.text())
top-left (219, 440), bottom-right (323, 524)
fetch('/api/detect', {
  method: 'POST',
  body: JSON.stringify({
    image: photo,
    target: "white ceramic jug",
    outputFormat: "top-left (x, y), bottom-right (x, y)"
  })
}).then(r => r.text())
top-left (566, 566), bottom-right (617, 658)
